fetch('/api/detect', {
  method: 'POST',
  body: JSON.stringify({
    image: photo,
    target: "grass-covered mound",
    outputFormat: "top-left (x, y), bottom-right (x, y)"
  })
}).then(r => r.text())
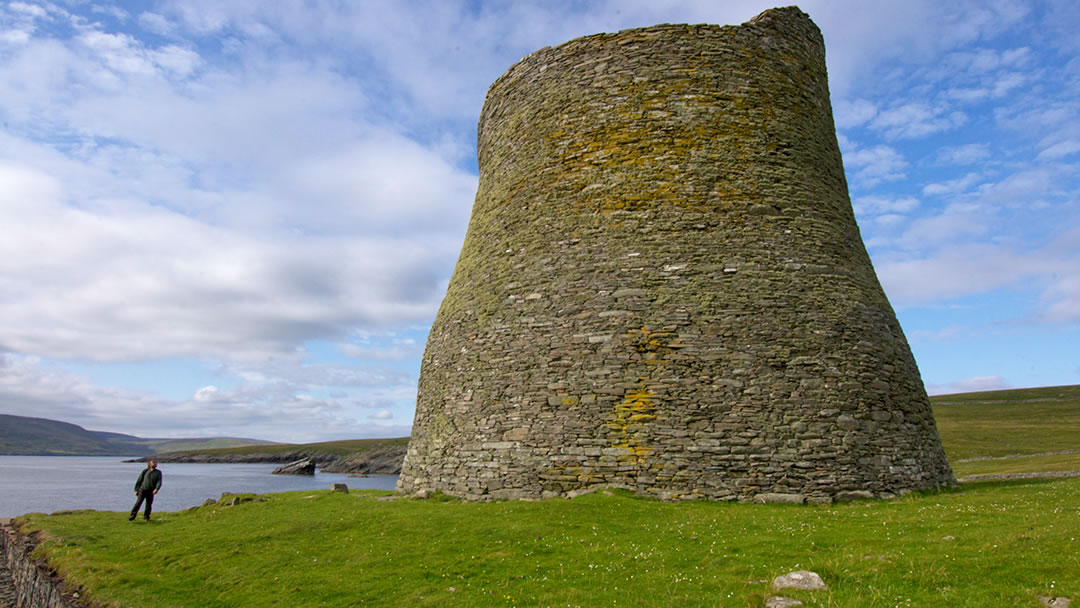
top-left (13, 384), bottom-right (1080, 607)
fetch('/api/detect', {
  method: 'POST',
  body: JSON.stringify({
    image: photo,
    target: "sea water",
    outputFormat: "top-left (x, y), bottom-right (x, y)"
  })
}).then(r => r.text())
top-left (0, 455), bottom-right (398, 518)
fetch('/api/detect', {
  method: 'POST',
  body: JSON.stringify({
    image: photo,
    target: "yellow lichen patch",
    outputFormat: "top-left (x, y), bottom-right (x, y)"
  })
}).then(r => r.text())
top-left (577, 472), bottom-right (604, 484)
top-left (626, 327), bottom-right (677, 368)
top-left (607, 383), bottom-right (658, 466)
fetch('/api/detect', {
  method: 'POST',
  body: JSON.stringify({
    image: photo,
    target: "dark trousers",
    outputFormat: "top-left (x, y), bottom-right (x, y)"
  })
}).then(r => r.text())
top-left (130, 490), bottom-right (155, 520)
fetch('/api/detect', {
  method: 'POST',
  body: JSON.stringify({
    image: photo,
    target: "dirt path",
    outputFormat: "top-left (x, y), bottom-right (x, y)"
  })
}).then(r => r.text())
top-left (957, 470), bottom-right (1080, 483)
top-left (953, 449), bottom-right (1080, 463)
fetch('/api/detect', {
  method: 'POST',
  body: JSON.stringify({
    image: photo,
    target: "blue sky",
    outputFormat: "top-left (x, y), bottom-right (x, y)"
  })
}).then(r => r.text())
top-left (0, 0), bottom-right (1077, 443)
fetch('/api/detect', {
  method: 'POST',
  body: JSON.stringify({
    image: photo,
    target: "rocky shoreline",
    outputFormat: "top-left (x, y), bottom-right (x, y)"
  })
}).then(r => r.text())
top-left (126, 443), bottom-right (406, 476)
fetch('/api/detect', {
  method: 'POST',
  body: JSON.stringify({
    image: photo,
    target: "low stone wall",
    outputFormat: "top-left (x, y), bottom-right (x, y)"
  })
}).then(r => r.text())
top-left (0, 520), bottom-right (85, 608)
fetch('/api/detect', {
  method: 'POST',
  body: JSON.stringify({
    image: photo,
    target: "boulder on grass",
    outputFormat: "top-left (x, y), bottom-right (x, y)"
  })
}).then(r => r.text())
top-left (772, 571), bottom-right (827, 591)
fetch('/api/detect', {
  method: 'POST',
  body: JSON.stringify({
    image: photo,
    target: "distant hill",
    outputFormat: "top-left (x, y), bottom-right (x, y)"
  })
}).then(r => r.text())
top-left (137, 437), bottom-right (410, 475)
top-left (0, 414), bottom-right (276, 456)
top-left (930, 383), bottom-right (1080, 461)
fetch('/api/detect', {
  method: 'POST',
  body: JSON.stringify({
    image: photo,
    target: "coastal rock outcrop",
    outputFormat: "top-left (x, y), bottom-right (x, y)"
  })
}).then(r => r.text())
top-left (133, 442), bottom-right (407, 475)
top-left (272, 459), bottom-right (315, 475)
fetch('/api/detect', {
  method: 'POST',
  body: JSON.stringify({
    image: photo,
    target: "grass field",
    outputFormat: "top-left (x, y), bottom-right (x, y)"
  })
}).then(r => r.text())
top-left (930, 384), bottom-right (1080, 461)
top-left (12, 385), bottom-right (1080, 607)
top-left (950, 452), bottom-right (1080, 478)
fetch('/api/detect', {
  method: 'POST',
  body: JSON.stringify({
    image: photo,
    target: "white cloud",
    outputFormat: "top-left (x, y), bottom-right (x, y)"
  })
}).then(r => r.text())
top-left (833, 98), bottom-right (878, 129)
top-left (0, 8), bottom-right (480, 365)
top-left (873, 213), bottom-right (908, 228)
top-left (877, 236), bottom-right (1080, 318)
top-left (339, 340), bottom-right (423, 362)
top-left (1036, 140), bottom-right (1080, 160)
top-left (870, 102), bottom-right (968, 139)
top-left (926, 375), bottom-right (1011, 395)
top-left (273, 131), bottom-right (477, 235)
top-left (1039, 275), bottom-right (1080, 323)
top-left (842, 142), bottom-right (908, 187)
top-left (997, 102), bottom-right (1079, 151)
top-left (972, 169), bottom-right (1052, 206)
top-left (0, 353), bottom-right (411, 441)
top-left (76, 31), bottom-right (160, 76)
top-left (8, 2), bottom-right (47, 19)
top-left (150, 44), bottom-right (201, 77)
top-left (922, 173), bottom-right (981, 197)
top-left (220, 361), bottom-right (409, 390)
top-left (937, 143), bottom-right (991, 165)
top-left (991, 71), bottom-right (1026, 97)
top-left (138, 12), bottom-right (175, 36)
top-left (877, 244), bottom-right (1033, 305)
top-left (369, 409), bottom-right (393, 420)
top-left (0, 159), bottom-right (463, 362)
top-left (853, 195), bottom-right (920, 216)
top-left (1000, 47), bottom-right (1032, 66)
top-left (944, 87), bottom-right (990, 103)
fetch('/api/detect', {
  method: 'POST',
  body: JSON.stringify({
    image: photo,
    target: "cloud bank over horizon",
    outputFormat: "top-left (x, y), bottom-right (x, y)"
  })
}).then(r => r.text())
top-left (1, 0), bottom-right (1077, 442)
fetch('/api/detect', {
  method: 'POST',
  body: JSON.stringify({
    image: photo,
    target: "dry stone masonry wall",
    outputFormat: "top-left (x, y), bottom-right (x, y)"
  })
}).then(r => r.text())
top-left (398, 6), bottom-right (956, 503)
top-left (0, 521), bottom-right (83, 608)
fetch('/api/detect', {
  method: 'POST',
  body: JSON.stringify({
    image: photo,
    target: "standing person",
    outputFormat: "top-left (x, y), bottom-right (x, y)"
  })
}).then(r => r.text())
top-left (129, 459), bottom-right (163, 521)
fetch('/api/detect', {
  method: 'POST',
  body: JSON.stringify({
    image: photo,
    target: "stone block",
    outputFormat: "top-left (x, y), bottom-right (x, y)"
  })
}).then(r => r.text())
top-left (753, 493), bottom-right (806, 505)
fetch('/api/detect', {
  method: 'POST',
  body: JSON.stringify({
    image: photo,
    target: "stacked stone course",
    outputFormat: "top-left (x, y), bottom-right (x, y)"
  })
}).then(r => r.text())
top-left (1, 521), bottom-right (83, 608)
top-left (398, 6), bottom-right (956, 503)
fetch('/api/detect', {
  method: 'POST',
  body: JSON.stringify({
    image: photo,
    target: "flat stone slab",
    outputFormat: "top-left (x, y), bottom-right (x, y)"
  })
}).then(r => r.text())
top-left (754, 493), bottom-right (806, 505)
top-left (272, 459), bottom-right (315, 475)
top-left (772, 570), bottom-right (827, 591)
top-left (765, 597), bottom-right (804, 607)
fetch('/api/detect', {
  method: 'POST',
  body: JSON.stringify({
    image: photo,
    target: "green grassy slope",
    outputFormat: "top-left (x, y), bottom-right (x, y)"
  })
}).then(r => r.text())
top-left (0, 414), bottom-right (277, 455)
top-left (0, 414), bottom-right (149, 455)
top-left (16, 480), bottom-right (1079, 608)
top-left (136, 437), bottom-right (280, 453)
top-left (931, 384), bottom-right (1080, 461)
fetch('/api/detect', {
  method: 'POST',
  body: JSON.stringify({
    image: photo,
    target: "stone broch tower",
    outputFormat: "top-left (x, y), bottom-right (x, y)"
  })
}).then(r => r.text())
top-left (399, 6), bottom-right (955, 503)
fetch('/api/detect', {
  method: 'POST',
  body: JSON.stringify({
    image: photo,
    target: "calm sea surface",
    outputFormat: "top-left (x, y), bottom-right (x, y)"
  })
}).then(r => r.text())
top-left (0, 456), bottom-right (398, 518)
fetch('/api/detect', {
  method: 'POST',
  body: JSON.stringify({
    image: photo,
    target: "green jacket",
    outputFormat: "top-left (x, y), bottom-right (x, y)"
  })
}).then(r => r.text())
top-left (135, 468), bottom-right (163, 493)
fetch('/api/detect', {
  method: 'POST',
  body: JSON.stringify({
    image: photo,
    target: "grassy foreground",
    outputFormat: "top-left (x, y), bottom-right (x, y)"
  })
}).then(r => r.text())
top-left (12, 385), bottom-right (1080, 607)
top-left (15, 481), bottom-right (1080, 607)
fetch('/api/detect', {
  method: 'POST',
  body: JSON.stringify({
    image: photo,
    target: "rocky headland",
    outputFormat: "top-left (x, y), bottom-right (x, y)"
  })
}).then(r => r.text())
top-left (127, 440), bottom-right (407, 476)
